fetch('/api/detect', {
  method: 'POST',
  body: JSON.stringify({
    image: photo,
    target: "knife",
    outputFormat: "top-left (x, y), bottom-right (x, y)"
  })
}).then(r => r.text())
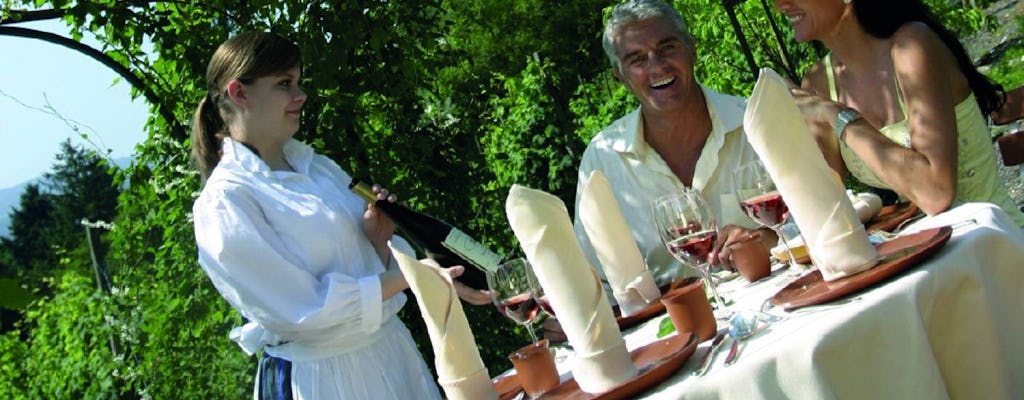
top-left (693, 330), bottom-right (728, 376)
top-left (724, 338), bottom-right (744, 366)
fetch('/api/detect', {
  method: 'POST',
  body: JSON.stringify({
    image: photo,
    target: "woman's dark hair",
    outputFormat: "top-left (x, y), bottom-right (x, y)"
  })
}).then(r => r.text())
top-left (190, 31), bottom-right (301, 183)
top-left (852, 0), bottom-right (1004, 115)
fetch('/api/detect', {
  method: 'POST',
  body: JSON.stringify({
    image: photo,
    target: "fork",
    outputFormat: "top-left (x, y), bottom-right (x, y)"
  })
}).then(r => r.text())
top-left (869, 216), bottom-right (979, 243)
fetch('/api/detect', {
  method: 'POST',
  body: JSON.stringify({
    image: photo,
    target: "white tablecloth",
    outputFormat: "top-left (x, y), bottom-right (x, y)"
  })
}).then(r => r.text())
top-left (552, 203), bottom-right (1024, 399)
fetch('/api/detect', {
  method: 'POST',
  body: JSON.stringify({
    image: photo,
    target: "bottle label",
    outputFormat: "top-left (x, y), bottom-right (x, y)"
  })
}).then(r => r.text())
top-left (442, 229), bottom-right (502, 273)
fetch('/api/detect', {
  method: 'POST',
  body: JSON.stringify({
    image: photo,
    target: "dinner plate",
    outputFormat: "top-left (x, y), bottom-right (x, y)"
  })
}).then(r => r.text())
top-left (492, 373), bottom-right (522, 400)
top-left (865, 202), bottom-right (919, 233)
top-left (612, 280), bottom-right (682, 331)
top-left (778, 203), bottom-right (925, 265)
top-left (613, 301), bottom-right (666, 331)
top-left (536, 332), bottom-right (698, 400)
top-left (776, 253), bottom-right (812, 266)
top-left (777, 202), bottom-right (919, 266)
top-left (770, 226), bottom-right (952, 311)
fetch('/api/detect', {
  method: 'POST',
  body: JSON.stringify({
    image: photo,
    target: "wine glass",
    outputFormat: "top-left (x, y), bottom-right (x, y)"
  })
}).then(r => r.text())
top-left (486, 257), bottom-right (542, 343)
top-left (651, 188), bottom-right (730, 316)
top-left (523, 260), bottom-right (554, 319)
top-left (523, 259), bottom-right (572, 349)
top-left (731, 159), bottom-right (803, 272)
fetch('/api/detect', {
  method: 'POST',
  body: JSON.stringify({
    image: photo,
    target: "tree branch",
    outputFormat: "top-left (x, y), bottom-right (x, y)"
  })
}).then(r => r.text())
top-left (0, 8), bottom-right (66, 25)
top-left (0, 26), bottom-right (186, 140)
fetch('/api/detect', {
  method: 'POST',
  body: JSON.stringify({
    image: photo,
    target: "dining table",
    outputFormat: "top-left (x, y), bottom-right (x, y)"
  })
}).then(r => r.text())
top-left (536, 202), bottom-right (1024, 399)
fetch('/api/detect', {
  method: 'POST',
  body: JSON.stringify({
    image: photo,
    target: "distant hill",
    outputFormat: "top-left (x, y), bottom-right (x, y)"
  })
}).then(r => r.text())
top-left (0, 156), bottom-right (132, 239)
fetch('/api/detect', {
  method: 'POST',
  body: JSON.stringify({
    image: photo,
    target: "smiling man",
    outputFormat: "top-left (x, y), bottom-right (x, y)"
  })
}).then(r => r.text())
top-left (573, 0), bottom-right (766, 286)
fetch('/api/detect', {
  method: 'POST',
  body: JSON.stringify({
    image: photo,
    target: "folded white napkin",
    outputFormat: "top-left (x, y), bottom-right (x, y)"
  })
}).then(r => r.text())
top-left (389, 244), bottom-right (497, 400)
top-left (744, 68), bottom-right (879, 281)
top-left (578, 170), bottom-right (662, 316)
top-left (848, 190), bottom-right (883, 223)
top-left (506, 185), bottom-right (638, 394)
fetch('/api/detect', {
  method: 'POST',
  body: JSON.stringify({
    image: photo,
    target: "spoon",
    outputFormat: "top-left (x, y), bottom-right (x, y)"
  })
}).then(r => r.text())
top-left (693, 329), bottom-right (728, 377)
top-left (757, 298), bottom-right (785, 323)
top-left (723, 311), bottom-right (758, 366)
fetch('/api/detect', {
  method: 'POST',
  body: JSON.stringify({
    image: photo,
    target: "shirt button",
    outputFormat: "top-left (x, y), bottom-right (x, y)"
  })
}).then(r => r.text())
top-left (966, 169), bottom-right (976, 177)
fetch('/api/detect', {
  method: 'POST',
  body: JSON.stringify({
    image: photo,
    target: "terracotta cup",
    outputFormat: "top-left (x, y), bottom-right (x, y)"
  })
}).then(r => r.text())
top-left (729, 232), bottom-right (772, 282)
top-left (660, 277), bottom-right (717, 342)
top-left (508, 339), bottom-right (559, 398)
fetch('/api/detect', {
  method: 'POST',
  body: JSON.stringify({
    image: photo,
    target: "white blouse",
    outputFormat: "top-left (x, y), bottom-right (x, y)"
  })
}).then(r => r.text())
top-left (193, 137), bottom-right (439, 399)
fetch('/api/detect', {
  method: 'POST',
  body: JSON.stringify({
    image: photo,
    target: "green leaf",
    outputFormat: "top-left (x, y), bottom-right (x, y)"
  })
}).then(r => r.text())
top-left (657, 316), bottom-right (676, 339)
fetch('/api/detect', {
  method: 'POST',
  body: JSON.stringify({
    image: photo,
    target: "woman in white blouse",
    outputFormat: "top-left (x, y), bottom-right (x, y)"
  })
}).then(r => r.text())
top-left (190, 32), bottom-right (487, 399)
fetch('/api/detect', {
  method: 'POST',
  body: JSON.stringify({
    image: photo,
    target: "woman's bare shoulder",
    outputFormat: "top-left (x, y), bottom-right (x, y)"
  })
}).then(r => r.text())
top-left (890, 21), bottom-right (961, 89)
top-left (890, 21), bottom-right (952, 64)
top-left (891, 21), bottom-right (939, 45)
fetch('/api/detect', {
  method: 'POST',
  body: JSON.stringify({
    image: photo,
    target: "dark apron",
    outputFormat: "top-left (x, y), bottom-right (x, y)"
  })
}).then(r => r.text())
top-left (257, 352), bottom-right (293, 400)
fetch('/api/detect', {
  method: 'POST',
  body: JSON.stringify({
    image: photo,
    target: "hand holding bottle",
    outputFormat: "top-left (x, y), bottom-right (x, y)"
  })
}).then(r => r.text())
top-left (350, 178), bottom-right (503, 291)
top-left (362, 184), bottom-right (399, 247)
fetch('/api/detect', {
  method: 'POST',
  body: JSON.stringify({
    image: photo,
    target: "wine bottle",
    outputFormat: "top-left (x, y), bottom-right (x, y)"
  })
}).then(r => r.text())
top-left (349, 178), bottom-right (502, 290)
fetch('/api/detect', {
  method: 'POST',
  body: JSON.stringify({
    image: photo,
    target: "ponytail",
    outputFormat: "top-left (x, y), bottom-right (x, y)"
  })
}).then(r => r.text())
top-left (191, 93), bottom-right (227, 184)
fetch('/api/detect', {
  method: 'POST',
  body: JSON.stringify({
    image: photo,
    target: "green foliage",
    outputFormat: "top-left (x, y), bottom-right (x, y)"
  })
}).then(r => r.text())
top-left (1, 184), bottom-right (56, 275)
top-left (674, 0), bottom-right (822, 94)
top-left (0, 329), bottom-right (27, 397)
top-left (0, 279), bottom-right (31, 310)
top-left (482, 55), bottom-right (581, 203)
top-left (987, 44), bottom-right (1024, 88)
top-left (0, 139), bottom-right (119, 284)
top-left (16, 271), bottom-right (123, 399)
top-left (42, 140), bottom-right (120, 256)
top-left (103, 134), bottom-right (251, 399)
top-left (570, 73), bottom-right (636, 143)
top-left (928, 0), bottom-right (998, 35)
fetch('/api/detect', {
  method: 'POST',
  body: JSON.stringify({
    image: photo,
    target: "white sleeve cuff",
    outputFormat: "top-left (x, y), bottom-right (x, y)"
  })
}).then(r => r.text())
top-left (358, 274), bottom-right (383, 333)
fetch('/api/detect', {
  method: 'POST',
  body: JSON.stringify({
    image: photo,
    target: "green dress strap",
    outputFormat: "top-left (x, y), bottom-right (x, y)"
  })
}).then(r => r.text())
top-left (892, 68), bottom-right (909, 120)
top-left (824, 54), bottom-right (839, 101)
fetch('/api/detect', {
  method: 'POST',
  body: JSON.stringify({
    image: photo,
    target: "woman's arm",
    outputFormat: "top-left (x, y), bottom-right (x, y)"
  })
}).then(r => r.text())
top-left (842, 22), bottom-right (961, 214)
top-left (380, 267), bottom-right (409, 299)
top-left (800, 60), bottom-right (851, 179)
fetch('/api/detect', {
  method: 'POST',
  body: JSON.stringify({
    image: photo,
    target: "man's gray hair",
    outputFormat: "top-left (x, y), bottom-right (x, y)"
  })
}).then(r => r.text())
top-left (602, 0), bottom-right (694, 72)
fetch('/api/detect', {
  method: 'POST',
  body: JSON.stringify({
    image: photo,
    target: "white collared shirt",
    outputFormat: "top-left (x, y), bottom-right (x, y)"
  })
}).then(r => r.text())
top-left (574, 85), bottom-right (760, 285)
top-left (193, 137), bottom-right (407, 354)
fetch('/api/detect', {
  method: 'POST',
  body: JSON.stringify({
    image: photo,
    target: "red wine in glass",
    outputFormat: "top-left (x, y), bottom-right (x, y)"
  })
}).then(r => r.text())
top-left (733, 160), bottom-right (805, 276)
top-left (652, 189), bottom-right (731, 317)
top-left (667, 222), bottom-right (702, 237)
top-left (535, 296), bottom-right (555, 317)
top-left (667, 229), bottom-right (718, 265)
top-left (739, 191), bottom-right (789, 227)
top-left (496, 292), bottom-right (540, 325)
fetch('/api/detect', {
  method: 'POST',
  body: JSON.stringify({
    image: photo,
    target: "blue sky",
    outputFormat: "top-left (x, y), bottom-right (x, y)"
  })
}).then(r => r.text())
top-left (0, 19), bottom-right (149, 189)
